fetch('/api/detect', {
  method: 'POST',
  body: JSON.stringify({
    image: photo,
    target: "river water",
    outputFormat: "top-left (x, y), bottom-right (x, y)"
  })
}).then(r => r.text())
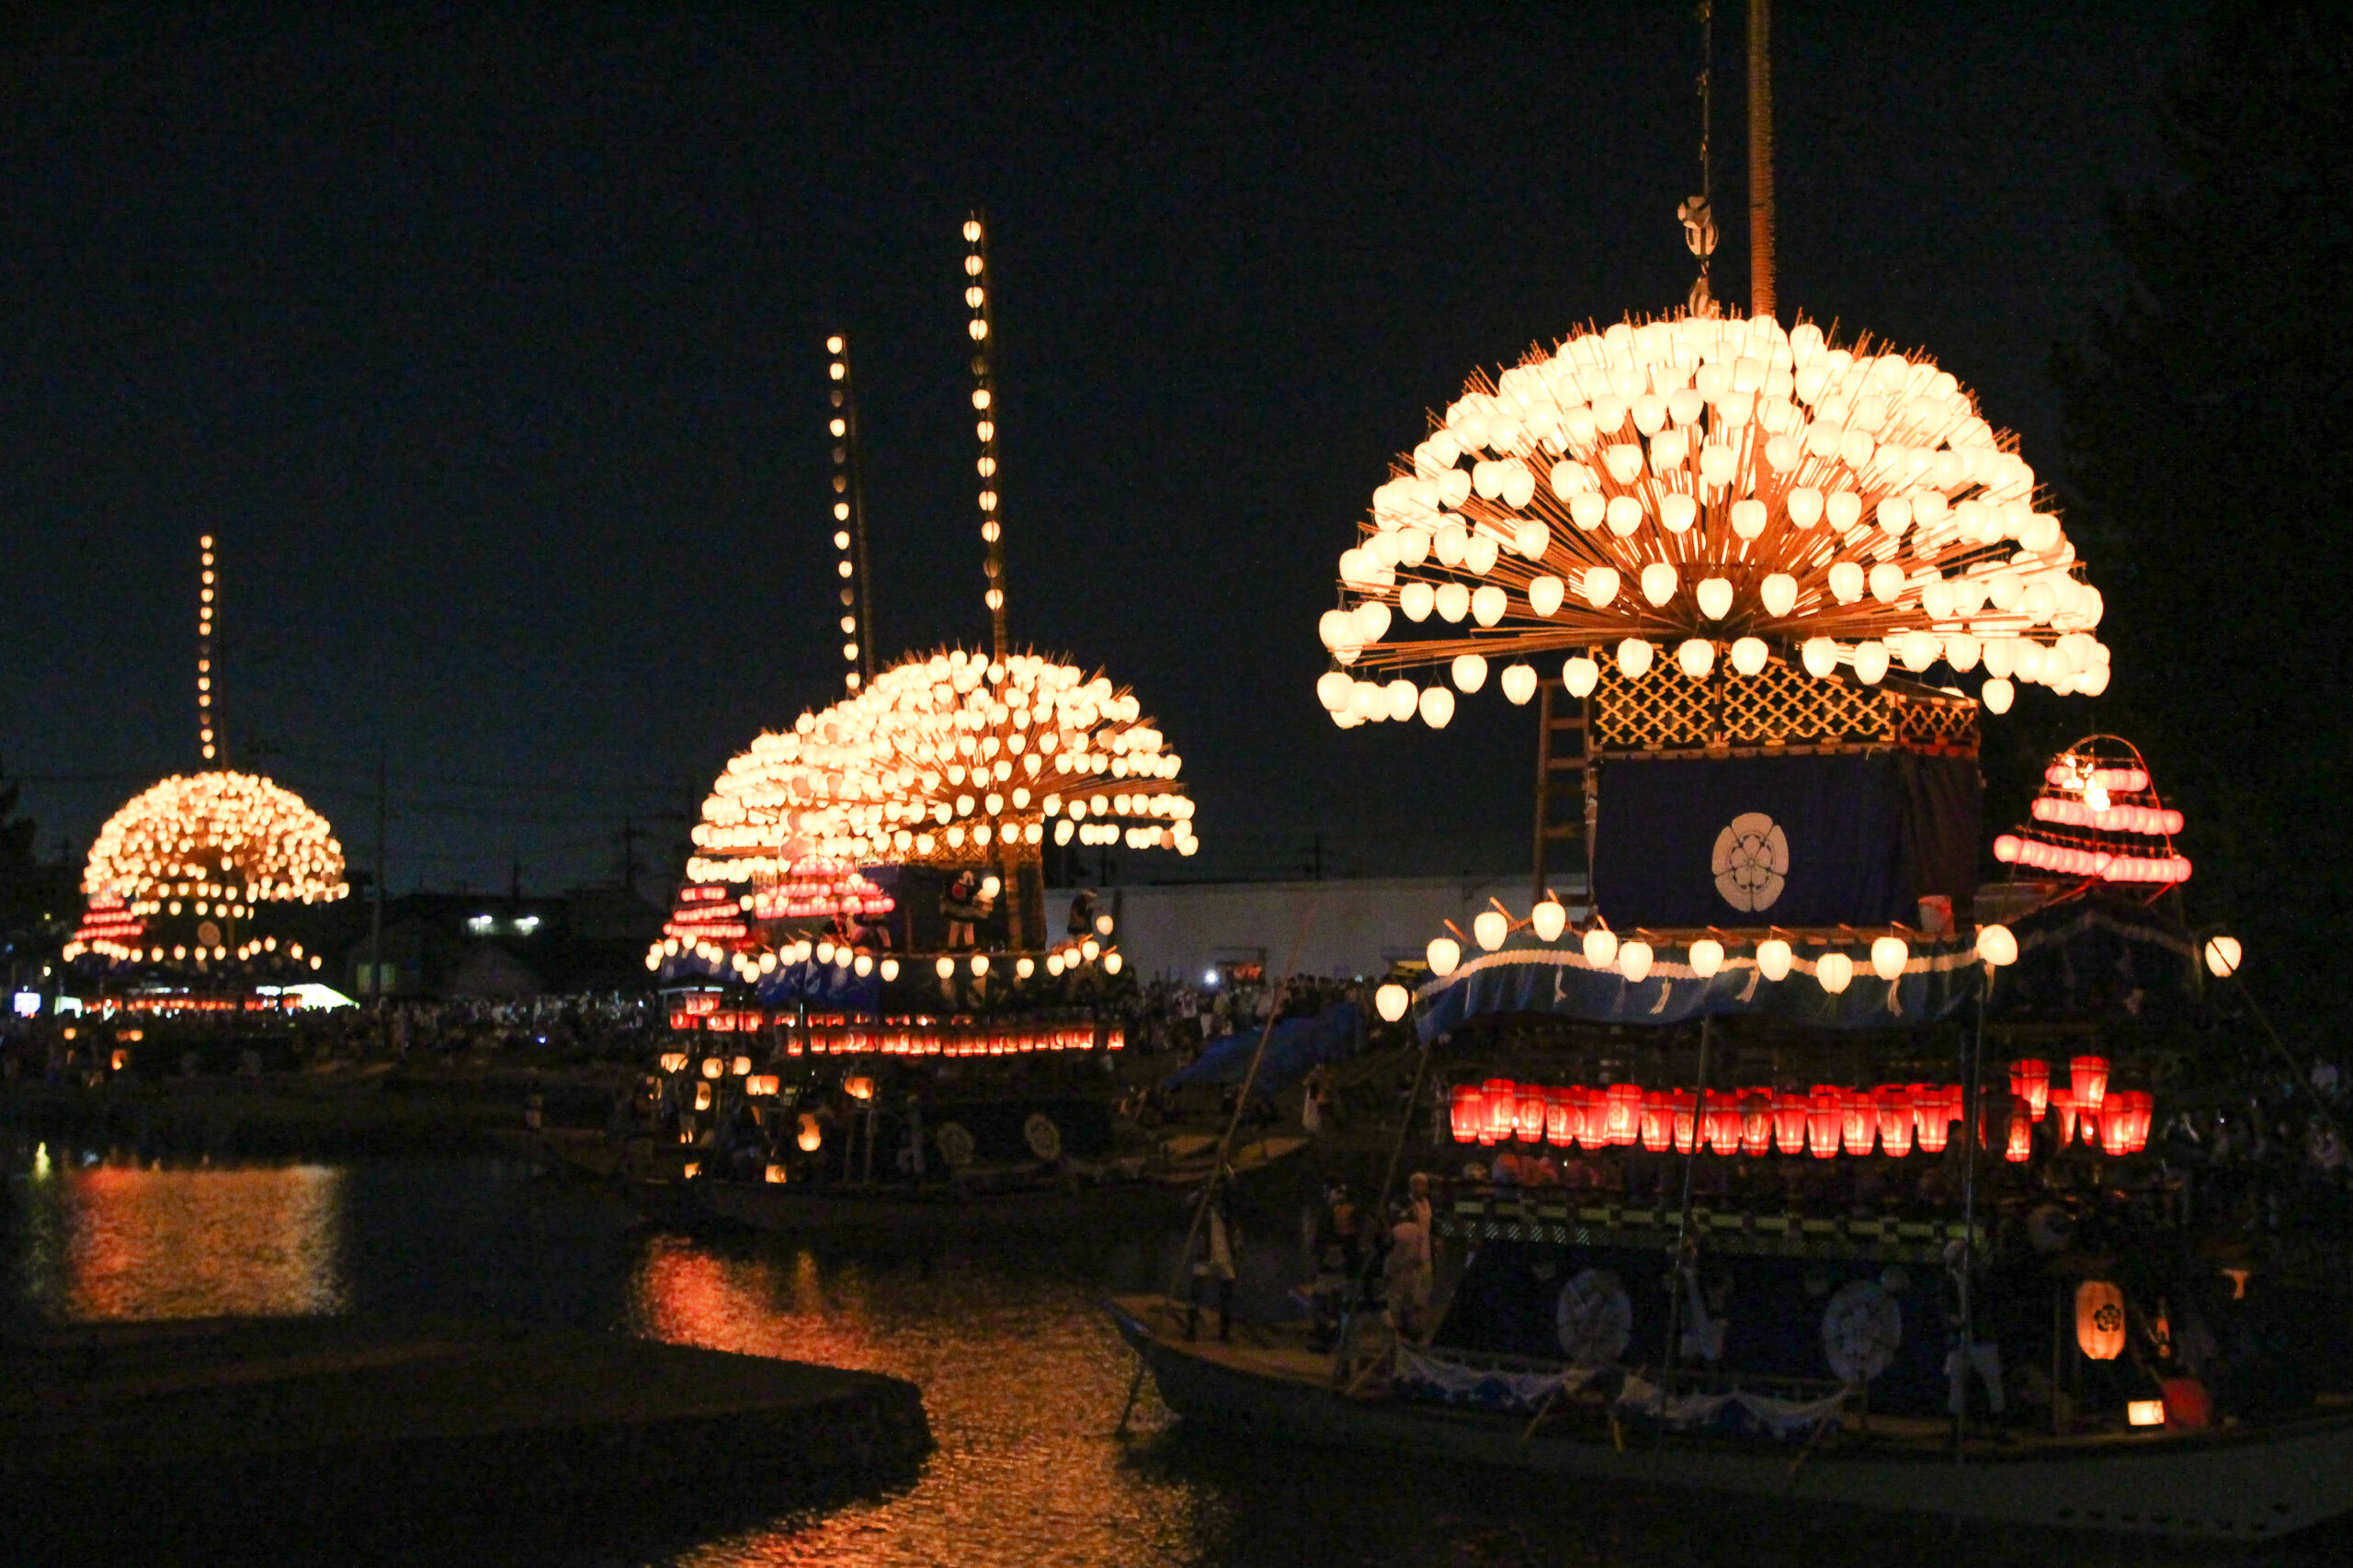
top-left (0, 1151), bottom-right (2315, 1567)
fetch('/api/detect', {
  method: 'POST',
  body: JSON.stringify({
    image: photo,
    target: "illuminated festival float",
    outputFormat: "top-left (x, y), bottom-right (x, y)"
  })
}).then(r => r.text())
top-left (627, 217), bottom-right (1196, 1232)
top-left (1108, 17), bottom-right (2353, 1538)
top-left (63, 536), bottom-right (347, 1007)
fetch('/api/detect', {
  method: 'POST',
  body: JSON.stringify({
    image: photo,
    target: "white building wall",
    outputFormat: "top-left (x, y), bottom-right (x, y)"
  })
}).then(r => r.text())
top-left (1050, 874), bottom-right (1591, 983)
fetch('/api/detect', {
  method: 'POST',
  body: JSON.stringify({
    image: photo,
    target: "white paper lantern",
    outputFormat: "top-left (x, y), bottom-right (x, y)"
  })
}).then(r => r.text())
top-left (1801, 637), bottom-right (1839, 678)
top-left (1815, 951), bottom-right (1855, 994)
top-left (1618, 940), bottom-right (1654, 982)
top-left (1759, 573), bottom-right (1798, 617)
top-left (1580, 566), bottom-right (1620, 608)
top-left (2202, 934), bottom-right (2242, 978)
top-left (1695, 577), bottom-right (1734, 620)
top-left (1500, 663), bottom-right (1539, 705)
top-left (1451, 653), bottom-right (1489, 692)
top-left (1976, 924), bottom-right (2018, 967)
top-left (1427, 937), bottom-right (1461, 976)
top-left (1417, 686), bottom-right (1456, 728)
top-left (1729, 637), bottom-right (1768, 676)
top-left (1527, 575), bottom-right (1565, 617)
top-left (1870, 935), bottom-right (1908, 981)
top-left (1756, 937), bottom-right (1793, 982)
top-left (1641, 562), bottom-right (1679, 606)
top-left (1688, 937), bottom-right (1724, 979)
top-left (1981, 676), bottom-right (2015, 714)
top-left (1472, 909), bottom-right (1508, 950)
top-left (1564, 655), bottom-right (1600, 697)
top-left (1851, 641), bottom-right (1891, 684)
top-left (1374, 983), bottom-right (1411, 1022)
top-left (1581, 927), bottom-right (1619, 968)
top-left (1617, 639), bottom-right (1654, 678)
top-left (1530, 899), bottom-right (1567, 942)
top-left (1676, 639), bottom-right (1716, 679)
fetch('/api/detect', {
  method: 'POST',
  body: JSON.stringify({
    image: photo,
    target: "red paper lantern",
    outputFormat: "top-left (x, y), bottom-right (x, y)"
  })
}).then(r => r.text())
top-left (1640, 1089), bottom-right (1672, 1153)
top-left (2008, 1059), bottom-right (2051, 1119)
top-left (1516, 1088), bottom-right (1548, 1143)
top-left (2100, 1095), bottom-right (2132, 1155)
top-left (1740, 1092), bottom-right (1773, 1155)
top-left (1483, 1078), bottom-right (1516, 1145)
top-left (1671, 1089), bottom-right (1698, 1153)
top-left (1705, 1092), bottom-right (1741, 1155)
top-left (1449, 1085), bottom-right (1483, 1144)
top-left (1877, 1086), bottom-right (1914, 1157)
top-left (2070, 1055), bottom-right (2110, 1116)
top-left (1545, 1088), bottom-right (1575, 1147)
top-left (1607, 1084), bottom-right (1643, 1146)
top-left (1774, 1092), bottom-right (1810, 1154)
top-left (2006, 1098), bottom-right (2036, 1163)
top-left (2122, 1089), bottom-right (2154, 1153)
top-left (1575, 1087), bottom-right (1609, 1150)
top-left (1808, 1086), bottom-right (1842, 1159)
top-left (2049, 1087), bottom-right (2078, 1148)
top-left (1842, 1090), bottom-right (1876, 1156)
top-left (1910, 1085), bottom-right (1949, 1154)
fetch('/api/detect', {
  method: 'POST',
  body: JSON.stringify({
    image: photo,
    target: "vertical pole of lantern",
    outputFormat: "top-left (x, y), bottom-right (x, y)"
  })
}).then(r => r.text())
top-left (1663, 1012), bottom-right (1713, 1392)
top-left (196, 533), bottom-right (222, 765)
top-left (1954, 983), bottom-right (1985, 1460)
top-left (825, 335), bottom-right (873, 693)
top-left (964, 211), bottom-right (1008, 666)
top-left (1746, 0), bottom-right (1775, 320)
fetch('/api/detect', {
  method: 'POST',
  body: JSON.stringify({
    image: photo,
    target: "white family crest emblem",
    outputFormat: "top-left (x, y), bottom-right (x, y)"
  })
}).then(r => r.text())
top-left (1712, 812), bottom-right (1789, 911)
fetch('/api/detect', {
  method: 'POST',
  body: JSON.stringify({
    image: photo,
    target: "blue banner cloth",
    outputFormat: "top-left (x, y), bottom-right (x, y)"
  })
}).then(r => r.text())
top-left (1168, 1003), bottom-right (1366, 1093)
top-left (1591, 752), bottom-right (1979, 929)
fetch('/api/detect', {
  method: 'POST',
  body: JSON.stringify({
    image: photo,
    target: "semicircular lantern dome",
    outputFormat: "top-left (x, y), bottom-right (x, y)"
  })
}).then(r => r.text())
top-left (1314, 312), bottom-right (2109, 726)
top-left (683, 645), bottom-right (1199, 889)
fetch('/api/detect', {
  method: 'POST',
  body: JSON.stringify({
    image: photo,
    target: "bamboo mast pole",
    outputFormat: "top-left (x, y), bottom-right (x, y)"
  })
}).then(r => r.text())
top-left (824, 335), bottom-right (878, 690)
top-left (1748, 0), bottom-right (1776, 320)
top-left (196, 534), bottom-right (222, 766)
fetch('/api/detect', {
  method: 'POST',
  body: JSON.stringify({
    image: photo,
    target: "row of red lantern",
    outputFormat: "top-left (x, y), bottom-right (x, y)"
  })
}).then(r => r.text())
top-left (2044, 763), bottom-right (2148, 794)
top-left (2029, 797), bottom-right (2183, 837)
top-left (789, 1022), bottom-right (1122, 1056)
top-left (1449, 1074), bottom-right (2154, 1160)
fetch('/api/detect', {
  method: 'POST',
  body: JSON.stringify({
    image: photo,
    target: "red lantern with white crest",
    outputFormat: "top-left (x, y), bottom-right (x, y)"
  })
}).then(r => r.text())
top-left (1912, 1085), bottom-right (1950, 1154)
top-left (1483, 1078), bottom-right (1516, 1145)
top-left (2071, 1055), bottom-right (2110, 1116)
top-left (2006, 1097), bottom-right (2036, 1163)
top-left (1671, 1089), bottom-right (1698, 1153)
top-left (1842, 1090), bottom-right (1876, 1156)
top-left (1640, 1089), bottom-right (1672, 1153)
top-left (1808, 1087), bottom-right (1842, 1159)
top-left (1741, 1093), bottom-right (1773, 1155)
top-left (1449, 1085), bottom-right (1483, 1144)
top-left (1545, 1088), bottom-right (1575, 1147)
top-left (1607, 1084), bottom-right (1643, 1147)
top-left (1774, 1092), bottom-right (1810, 1155)
top-left (2009, 1059), bottom-right (2051, 1119)
top-left (1877, 1086), bottom-right (1914, 1157)
top-left (1516, 1087), bottom-right (1547, 1143)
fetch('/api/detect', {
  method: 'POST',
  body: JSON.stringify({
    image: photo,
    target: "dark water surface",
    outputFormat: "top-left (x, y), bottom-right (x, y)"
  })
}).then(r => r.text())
top-left (1, 1151), bottom-right (2324, 1567)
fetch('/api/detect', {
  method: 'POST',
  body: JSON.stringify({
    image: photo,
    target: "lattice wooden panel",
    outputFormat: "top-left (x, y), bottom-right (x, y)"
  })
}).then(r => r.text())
top-left (1591, 657), bottom-right (1975, 755)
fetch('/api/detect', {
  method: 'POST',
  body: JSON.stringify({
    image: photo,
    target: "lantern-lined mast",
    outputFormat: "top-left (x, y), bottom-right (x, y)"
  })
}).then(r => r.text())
top-left (964, 211), bottom-right (1009, 665)
top-left (825, 335), bottom-right (877, 691)
top-left (197, 533), bottom-right (222, 764)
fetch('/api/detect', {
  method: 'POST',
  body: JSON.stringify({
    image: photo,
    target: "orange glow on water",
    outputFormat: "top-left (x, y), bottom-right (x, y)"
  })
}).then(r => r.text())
top-left (28, 1163), bottom-right (346, 1320)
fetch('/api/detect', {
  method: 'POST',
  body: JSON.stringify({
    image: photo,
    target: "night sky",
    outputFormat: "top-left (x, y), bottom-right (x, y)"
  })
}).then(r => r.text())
top-left (0, 4), bottom-right (2198, 899)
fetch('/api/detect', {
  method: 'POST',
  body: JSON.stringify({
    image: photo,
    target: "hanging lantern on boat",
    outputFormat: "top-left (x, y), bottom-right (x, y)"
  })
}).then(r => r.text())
top-left (2100, 1095), bottom-right (2133, 1155)
top-left (2075, 1280), bottom-right (2128, 1360)
top-left (1774, 1092), bottom-right (1810, 1155)
top-left (1516, 1087), bottom-right (1548, 1143)
top-left (1607, 1084), bottom-right (1643, 1146)
top-left (1450, 1085), bottom-right (1483, 1143)
top-left (1741, 1092), bottom-right (1773, 1155)
top-left (1641, 1089), bottom-right (1672, 1153)
top-left (1913, 1085), bottom-right (1950, 1154)
top-left (1483, 1078), bottom-right (1517, 1144)
top-left (2008, 1059), bottom-right (2051, 1119)
top-left (1808, 1087), bottom-right (1842, 1159)
top-left (1842, 1090), bottom-right (1876, 1156)
top-left (1877, 1086), bottom-right (1914, 1157)
top-left (2070, 1055), bottom-right (2110, 1116)
top-left (2050, 1087), bottom-right (2079, 1148)
top-left (1545, 1087), bottom-right (1576, 1146)
top-left (1577, 1087), bottom-right (1611, 1151)
top-left (2121, 1089), bottom-right (2154, 1153)
top-left (2006, 1097), bottom-right (2036, 1163)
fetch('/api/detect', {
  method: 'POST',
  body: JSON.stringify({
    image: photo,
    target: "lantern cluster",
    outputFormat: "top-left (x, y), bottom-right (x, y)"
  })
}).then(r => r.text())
top-left (824, 334), bottom-right (869, 692)
top-left (68, 771), bottom-right (346, 969)
top-left (1994, 738), bottom-right (2190, 892)
top-left (1420, 900), bottom-right (2024, 996)
top-left (1318, 312), bottom-right (2108, 727)
top-left (659, 1013), bottom-right (1120, 1054)
top-left (2010, 1055), bottom-right (2154, 1159)
top-left (685, 646), bottom-right (1197, 882)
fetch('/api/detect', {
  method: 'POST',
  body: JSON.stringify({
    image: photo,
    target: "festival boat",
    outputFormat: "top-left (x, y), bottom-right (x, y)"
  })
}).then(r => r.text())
top-left (619, 222), bottom-right (1205, 1239)
top-left (1110, 255), bottom-right (2353, 1535)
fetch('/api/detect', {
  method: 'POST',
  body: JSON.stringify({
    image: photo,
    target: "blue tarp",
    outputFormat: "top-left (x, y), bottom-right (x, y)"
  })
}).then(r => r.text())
top-left (1167, 1003), bottom-right (1366, 1093)
top-left (1413, 938), bottom-right (1984, 1042)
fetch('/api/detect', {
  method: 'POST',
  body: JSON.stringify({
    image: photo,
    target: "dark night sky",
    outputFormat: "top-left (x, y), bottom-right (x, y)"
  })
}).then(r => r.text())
top-left (0, 3), bottom-right (2199, 898)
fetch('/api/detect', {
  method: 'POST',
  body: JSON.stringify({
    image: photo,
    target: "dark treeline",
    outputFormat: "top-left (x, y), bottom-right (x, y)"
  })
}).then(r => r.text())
top-left (2053, 1), bottom-right (2350, 1034)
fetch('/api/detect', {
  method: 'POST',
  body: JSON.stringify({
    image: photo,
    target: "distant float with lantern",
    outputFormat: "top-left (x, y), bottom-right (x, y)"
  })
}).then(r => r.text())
top-left (62, 536), bottom-right (347, 1003)
top-left (1112, 291), bottom-right (2353, 1531)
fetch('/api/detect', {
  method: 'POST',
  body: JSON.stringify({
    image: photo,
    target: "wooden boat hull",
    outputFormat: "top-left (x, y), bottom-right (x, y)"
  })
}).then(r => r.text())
top-left (694, 1177), bottom-right (1179, 1241)
top-left (1106, 1296), bottom-right (2353, 1540)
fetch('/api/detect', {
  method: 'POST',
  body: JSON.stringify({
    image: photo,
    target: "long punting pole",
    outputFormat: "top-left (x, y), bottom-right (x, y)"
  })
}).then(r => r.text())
top-left (824, 335), bottom-right (876, 691)
top-left (1955, 984), bottom-right (1985, 1460)
top-left (196, 534), bottom-right (222, 765)
top-left (1663, 1012), bottom-right (1715, 1379)
top-left (1747, 0), bottom-right (1776, 318)
top-left (1332, 1015), bottom-right (1438, 1384)
top-left (962, 212), bottom-right (1009, 665)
